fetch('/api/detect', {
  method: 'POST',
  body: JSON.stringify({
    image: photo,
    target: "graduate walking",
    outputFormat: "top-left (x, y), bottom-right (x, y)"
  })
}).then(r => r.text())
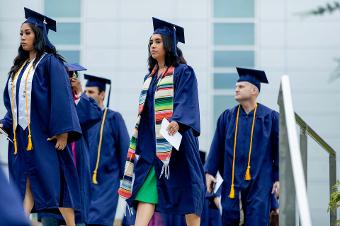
top-left (205, 68), bottom-right (279, 226)
top-left (83, 74), bottom-right (130, 226)
top-left (118, 17), bottom-right (205, 226)
top-left (0, 8), bottom-right (82, 226)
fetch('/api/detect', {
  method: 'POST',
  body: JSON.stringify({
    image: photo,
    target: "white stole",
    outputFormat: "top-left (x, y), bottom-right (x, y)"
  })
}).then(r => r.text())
top-left (8, 54), bottom-right (46, 130)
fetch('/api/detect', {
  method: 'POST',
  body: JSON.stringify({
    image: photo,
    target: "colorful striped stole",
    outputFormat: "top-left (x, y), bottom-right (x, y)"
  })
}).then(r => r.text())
top-left (118, 65), bottom-right (174, 199)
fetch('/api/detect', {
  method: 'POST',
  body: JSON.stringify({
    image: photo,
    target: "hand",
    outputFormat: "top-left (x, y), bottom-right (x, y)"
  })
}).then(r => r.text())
top-left (70, 78), bottom-right (82, 97)
top-left (213, 196), bottom-right (221, 209)
top-left (167, 121), bottom-right (179, 136)
top-left (272, 181), bottom-right (280, 198)
top-left (47, 133), bottom-right (68, 150)
top-left (206, 173), bottom-right (217, 193)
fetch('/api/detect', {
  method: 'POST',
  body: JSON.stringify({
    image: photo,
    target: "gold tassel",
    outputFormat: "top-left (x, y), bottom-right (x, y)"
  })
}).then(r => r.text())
top-left (92, 171), bottom-right (98, 184)
top-left (13, 133), bottom-right (18, 155)
top-left (245, 165), bottom-right (251, 181)
top-left (24, 64), bottom-right (34, 152)
top-left (229, 184), bottom-right (235, 199)
top-left (92, 108), bottom-right (108, 185)
top-left (26, 134), bottom-right (33, 151)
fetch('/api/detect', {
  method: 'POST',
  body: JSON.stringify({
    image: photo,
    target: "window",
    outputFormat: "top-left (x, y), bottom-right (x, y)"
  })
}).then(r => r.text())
top-left (214, 51), bottom-right (255, 68)
top-left (59, 50), bottom-right (80, 63)
top-left (45, 0), bottom-right (81, 64)
top-left (214, 73), bottom-right (239, 89)
top-left (214, 0), bottom-right (254, 18)
top-left (211, 0), bottom-right (256, 130)
top-left (44, 0), bottom-right (81, 17)
top-left (49, 23), bottom-right (80, 45)
top-left (214, 23), bottom-right (254, 45)
top-left (214, 95), bottom-right (237, 123)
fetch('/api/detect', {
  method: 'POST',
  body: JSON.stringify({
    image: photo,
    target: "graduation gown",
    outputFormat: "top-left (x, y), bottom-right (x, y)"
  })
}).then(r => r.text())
top-left (87, 109), bottom-right (129, 225)
top-left (126, 64), bottom-right (206, 216)
top-left (205, 104), bottom-right (279, 226)
top-left (0, 169), bottom-right (30, 226)
top-left (75, 93), bottom-right (103, 223)
top-left (201, 189), bottom-right (222, 226)
top-left (37, 93), bottom-right (102, 224)
top-left (1, 53), bottom-right (82, 212)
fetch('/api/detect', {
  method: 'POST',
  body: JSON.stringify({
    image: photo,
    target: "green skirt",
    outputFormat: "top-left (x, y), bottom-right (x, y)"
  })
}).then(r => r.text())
top-left (135, 167), bottom-right (158, 204)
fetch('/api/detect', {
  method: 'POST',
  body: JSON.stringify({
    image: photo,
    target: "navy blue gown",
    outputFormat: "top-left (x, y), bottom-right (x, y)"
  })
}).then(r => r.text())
top-left (126, 64), bottom-right (205, 216)
top-left (37, 93), bottom-right (102, 225)
top-left (87, 109), bottom-right (129, 225)
top-left (205, 104), bottom-right (279, 226)
top-left (75, 93), bottom-right (103, 223)
top-left (0, 168), bottom-right (30, 226)
top-left (1, 53), bottom-right (82, 213)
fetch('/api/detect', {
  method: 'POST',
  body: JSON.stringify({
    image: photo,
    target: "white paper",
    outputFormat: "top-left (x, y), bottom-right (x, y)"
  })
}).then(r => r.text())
top-left (160, 118), bottom-right (182, 151)
top-left (0, 127), bottom-right (13, 143)
top-left (214, 172), bottom-right (223, 194)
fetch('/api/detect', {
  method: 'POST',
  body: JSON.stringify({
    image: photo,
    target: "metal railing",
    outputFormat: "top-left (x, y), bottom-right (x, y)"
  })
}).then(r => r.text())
top-left (278, 75), bottom-right (337, 226)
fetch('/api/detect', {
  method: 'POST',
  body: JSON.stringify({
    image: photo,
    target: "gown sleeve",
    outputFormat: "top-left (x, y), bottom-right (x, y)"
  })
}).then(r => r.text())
top-left (0, 112), bottom-right (12, 134)
top-left (172, 65), bottom-right (200, 136)
top-left (111, 112), bottom-right (130, 178)
top-left (204, 110), bottom-right (229, 177)
top-left (271, 111), bottom-right (279, 183)
top-left (76, 93), bottom-right (102, 130)
top-left (1, 80), bottom-right (13, 134)
top-left (47, 56), bottom-right (82, 142)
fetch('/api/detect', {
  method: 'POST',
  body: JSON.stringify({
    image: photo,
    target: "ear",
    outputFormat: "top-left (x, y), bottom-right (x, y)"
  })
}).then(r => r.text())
top-left (253, 86), bottom-right (260, 96)
top-left (100, 91), bottom-right (105, 101)
top-left (250, 84), bottom-right (259, 96)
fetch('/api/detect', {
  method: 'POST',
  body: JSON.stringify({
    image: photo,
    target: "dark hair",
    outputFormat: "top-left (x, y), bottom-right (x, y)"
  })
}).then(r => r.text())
top-left (9, 22), bottom-right (65, 77)
top-left (147, 34), bottom-right (187, 73)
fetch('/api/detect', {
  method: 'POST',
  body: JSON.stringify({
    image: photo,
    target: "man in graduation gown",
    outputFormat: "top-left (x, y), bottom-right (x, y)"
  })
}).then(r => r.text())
top-left (205, 67), bottom-right (279, 226)
top-left (84, 74), bottom-right (129, 226)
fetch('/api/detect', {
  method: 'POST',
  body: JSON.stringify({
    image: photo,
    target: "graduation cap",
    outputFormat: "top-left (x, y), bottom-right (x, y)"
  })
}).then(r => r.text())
top-left (152, 17), bottom-right (185, 56)
top-left (84, 74), bottom-right (112, 108)
top-left (65, 63), bottom-right (87, 78)
top-left (236, 67), bottom-right (269, 92)
top-left (24, 7), bottom-right (56, 49)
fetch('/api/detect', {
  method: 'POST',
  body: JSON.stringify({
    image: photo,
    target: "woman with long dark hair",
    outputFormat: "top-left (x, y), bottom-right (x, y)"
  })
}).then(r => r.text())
top-left (0, 8), bottom-right (82, 226)
top-left (118, 18), bottom-right (205, 226)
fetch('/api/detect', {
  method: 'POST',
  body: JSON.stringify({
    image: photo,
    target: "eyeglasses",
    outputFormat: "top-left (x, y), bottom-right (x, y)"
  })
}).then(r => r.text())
top-left (69, 72), bottom-right (78, 79)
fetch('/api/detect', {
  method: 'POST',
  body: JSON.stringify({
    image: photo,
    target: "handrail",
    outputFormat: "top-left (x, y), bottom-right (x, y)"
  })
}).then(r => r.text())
top-left (295, 113), bottom-right (336, 157)
top-left (278, 75), bottom-right (313, 226)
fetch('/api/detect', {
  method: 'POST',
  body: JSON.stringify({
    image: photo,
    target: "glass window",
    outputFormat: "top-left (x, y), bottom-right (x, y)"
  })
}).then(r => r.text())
top-left (49, 23), bottom-right (80, 45)
top-left (44, 0), bottom-right (81, 17)
top-left (214, 0), bottom-right (254, 18)
top-left (59, 50), bottom-right (80, 63)
top-left (214, 51), bottom-right (254, 68)
top-left (213, 95), bottom-right (237, 124)
top-left (214, 23), bottom-right (254, 45)
top-left (214, 73), bottom-right (238, 89)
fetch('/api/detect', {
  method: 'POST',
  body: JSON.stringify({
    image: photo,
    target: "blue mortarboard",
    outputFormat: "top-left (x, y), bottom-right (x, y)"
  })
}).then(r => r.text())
top-left (236, 67), bottom-right (269, 92)
top-left (84, 74), bottom-right (112, 107)
top-left (65, 63), bottom-right (87, 78)
top-left (152, 17), bottom-right (185, 56)
top-left (24, 7), bottom-right (56, 49)
top-left (65, 63), bottom-right (87, 72)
